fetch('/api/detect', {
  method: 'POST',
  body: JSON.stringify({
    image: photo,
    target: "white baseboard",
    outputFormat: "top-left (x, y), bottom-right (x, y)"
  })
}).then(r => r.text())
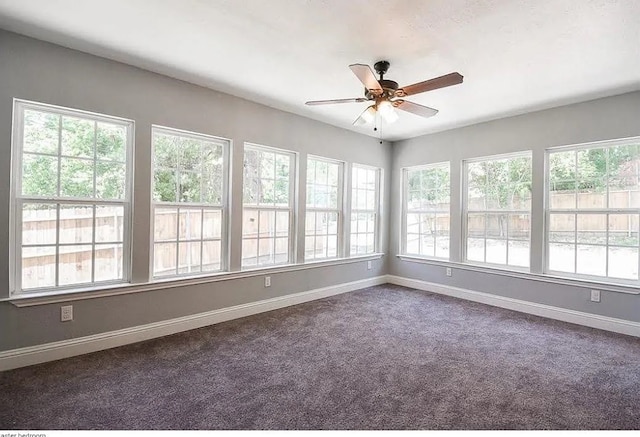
top-left (0, 275), bottom-right (386, 372)
top-left (386, 275), bottom-right (640, 338)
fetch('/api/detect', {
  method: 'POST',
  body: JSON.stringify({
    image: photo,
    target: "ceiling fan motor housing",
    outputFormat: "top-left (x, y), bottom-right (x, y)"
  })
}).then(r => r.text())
top-left (365, 79), bottom-right (398, 100)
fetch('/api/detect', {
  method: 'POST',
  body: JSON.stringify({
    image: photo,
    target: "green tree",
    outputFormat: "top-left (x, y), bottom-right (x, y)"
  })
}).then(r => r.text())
top-left (22, 110), bottom-right (127, 200)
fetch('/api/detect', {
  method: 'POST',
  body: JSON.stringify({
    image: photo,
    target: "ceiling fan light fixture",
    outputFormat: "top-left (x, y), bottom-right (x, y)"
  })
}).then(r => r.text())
top-left (354, 105), bottom-right (376, 125)
top-left (377, 100), bottom-right (399, 123)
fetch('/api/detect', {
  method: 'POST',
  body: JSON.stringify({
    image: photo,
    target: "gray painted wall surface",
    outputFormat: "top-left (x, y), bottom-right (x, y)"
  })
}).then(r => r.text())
top-left (390, 91), bottom-right (640, 322)
top-left (0, 31), bottom-right (390, 351)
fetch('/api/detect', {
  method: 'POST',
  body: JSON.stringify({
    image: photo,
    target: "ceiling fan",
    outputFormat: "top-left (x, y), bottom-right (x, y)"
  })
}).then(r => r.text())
top-left (305, 61), bottom-right (463, 126)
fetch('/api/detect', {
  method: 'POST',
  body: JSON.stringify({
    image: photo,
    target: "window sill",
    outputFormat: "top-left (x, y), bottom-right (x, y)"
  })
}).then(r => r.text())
top-left (5, 253), bottom-right (384, 307)
top-left (396, 254), bottom-right (640, 295)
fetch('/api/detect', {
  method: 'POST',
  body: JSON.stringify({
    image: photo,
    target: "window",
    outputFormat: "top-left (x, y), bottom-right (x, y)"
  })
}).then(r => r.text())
top-left (547, 139), bottom-right (640, 282)
top-left (12, 101), bottom-right (133, 293)
top-left (305, 157), bottom-right (343, 260)
top-left (151, 127), bottom-right (228, 278)
top-left (350, 164), bottom-right (381, 255)
top-left (402, 163), bottom-right (450, 259)
top-left (242, 144), bottom-right (295, 268)
top-left (464, 153), bottom-right (532, 268)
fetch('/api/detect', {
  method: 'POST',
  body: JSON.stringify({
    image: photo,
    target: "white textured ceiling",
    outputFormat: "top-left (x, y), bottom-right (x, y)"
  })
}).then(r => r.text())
top-left (0, 0), bottom-right (639, 141)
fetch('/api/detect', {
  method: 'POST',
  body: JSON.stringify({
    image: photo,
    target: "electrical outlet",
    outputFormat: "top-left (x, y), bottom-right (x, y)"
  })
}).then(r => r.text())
top-left (446, 267), bottom-right (452, 277)
top-left (590, 289), bottom-right (601, 303)
top-left (367, 260), bottom-right (372, 270)
top-left (265, 276), bottom-right (271, 287)
top-left (60, 305), bottom-right (73, 322)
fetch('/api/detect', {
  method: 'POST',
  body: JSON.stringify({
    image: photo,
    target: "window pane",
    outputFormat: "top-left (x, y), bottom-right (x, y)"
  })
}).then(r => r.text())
top-left (23, 110), bottom-right (59, 155)
top-left (258, 238), bottom-right (274, 265)
top-left (243, 209), bottom-right (258, 238)
top-left (94, 243), bottom-right (123, 281)
top-left (59, 205), bottom-right (93, 244)
top-left (203, 210), bottom-right (222, 239)
top-left (60, 158), bottom-right (94, 198)
top-left (21, 246), bottom-right (56, 289)
top-left (508, 241), bottom-right (530, 268)
top-left (178, 241), bottom-right (201, 274)
top-left (418, 234), bottom-right (434, 257)
top-left (154, 133), bottom-right (179, 168)
top-left (61, 116), bottom-right (94, 159)
top-left (549, 179), bottom-right (576, 209)
top-left (179, 208), bottom-right (202, 241)
top-left (276, 211), bottom-right (289, 237)
top-left (549, 214), bottom-right (575, 243)
top-left (508, 214), bottom-right (530, 241)
top-left (202, 240), bottom-right (222, 272)
top-left (179, 171), bottom-right (201, 203)
top-left (259, 210), bottom-right (275, 238)
top-left (576, 214), bottom-right (606, 244)
top-left (485, 239), bottom-right (507, 265)
top-left (96, 162), bottom-right (126, 200)
top-left (467, 213), bottom-right (485, 238)
top-left (467, 238), bottom-right (485, 262)
top-left (275, 238), bottom-right (289, 264)
top-left (576, 245), bottom-right (606, 277)
top-left (58, 245), bottom-right (93, 286)
top-left (96, 122), bottom-right (126, 162)
top-left (436, 231), bottom-right (449, 259)
top-left (154, 208), bottom-right (178, 241)
top-left (327, 234), bottom-right (338, 258)
top-left (22, 203), bottom-right (57, 245)
top-left (202, 146), bottom-right (223, 205)
top-left (154, 169), bottom-right (178, 202)
top-left (548, 243), bottom-right (575, 273)
top-left (179, 138), bottom-right (202, 171)
top-left (242, 239), bottom-right (258, 267)
top-left (608, 247), bottom-right (638, 280)
top-left (608, 214), bottom-right (639, 246)
top-left (577, 179), bottom-right (606, 209)
top-left (22, 154), bottom-right (58, 196)
top-left (305, 236), bottom-right (315, 259)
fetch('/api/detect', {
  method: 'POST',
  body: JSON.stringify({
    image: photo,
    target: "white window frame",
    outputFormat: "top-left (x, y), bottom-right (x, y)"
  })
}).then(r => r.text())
top-left (350, 163), bottom-right (382, 256)
top-left (545, 136), bottom-right (640, 286)
top-left (462, 151), bottom-right (532, 270)
top-left (150, 125), bottom-right (230, 279)
top-left (241, 143), bottom-right (297, 269)
top-left (305, 155), bottom-right (345, 261)
top-left (401, 162), bottom-right (451, 259)
top-left (10, 99), bottom-right (134, 295)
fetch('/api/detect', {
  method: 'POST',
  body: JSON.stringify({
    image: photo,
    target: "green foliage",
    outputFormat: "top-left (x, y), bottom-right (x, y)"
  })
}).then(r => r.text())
top-left (244, 149), bottom-right (290, 205)
top-left (153, 132), bottom-right (224, 204)
top-left (468, 156), bottom-right (532, 210)
top-left (21, 110), bottom-right (127, 200)
top-left (550, 145), bottom-right (640, 191)
top-left (407, 166), bottom-right (450, 208)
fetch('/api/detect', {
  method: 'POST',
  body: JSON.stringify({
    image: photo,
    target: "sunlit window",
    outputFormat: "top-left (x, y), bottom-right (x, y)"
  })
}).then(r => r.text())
top-left (151, 126), bottom-right (228, 278)
top-left (547, 140), bottom-right (640, 281)
top-left (305, 156), bottom-right (344, 261)
top-left (402, 163), bottom-right (450, 259)
top-left (242, 144), bottom-right (295, 268)
top-left (13, 101), bottom-right (133, 292)
top-left (464, 153), bottom-right (532, 268)
top-left (350, 164), bottom-right (381, 255)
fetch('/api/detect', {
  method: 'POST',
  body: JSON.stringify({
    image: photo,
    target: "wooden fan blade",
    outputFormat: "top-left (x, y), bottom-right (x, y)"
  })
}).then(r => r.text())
top-left (349, 64), bottom-right (383, 94)
top-left (306, 98), bottom-right (367, 106)
top-left (396, 72), bottom-right (463, 97)
top-left (395, 100), bottom-right (439, 118)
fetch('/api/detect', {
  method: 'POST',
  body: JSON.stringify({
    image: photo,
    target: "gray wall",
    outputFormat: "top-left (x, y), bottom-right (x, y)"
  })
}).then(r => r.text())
top-left (390, 91), bottom-right (640, 322)
top-left (0, 30), bottom-right (391, 351)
